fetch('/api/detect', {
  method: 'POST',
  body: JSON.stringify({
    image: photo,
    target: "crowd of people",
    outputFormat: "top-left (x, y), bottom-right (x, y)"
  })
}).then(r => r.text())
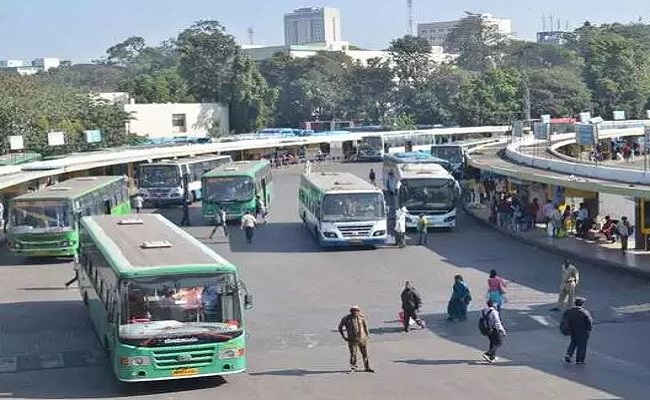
top-left (339, 259), bottom-right (592, 370)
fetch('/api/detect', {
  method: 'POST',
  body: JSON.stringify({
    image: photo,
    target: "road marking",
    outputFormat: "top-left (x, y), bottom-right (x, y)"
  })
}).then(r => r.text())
top-left (530, 315), bottom-right (557, 327)
top-left (39, 353), bottom-right (64, 369)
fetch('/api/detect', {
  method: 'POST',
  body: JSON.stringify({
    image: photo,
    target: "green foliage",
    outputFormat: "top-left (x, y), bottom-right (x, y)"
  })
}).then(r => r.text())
top-left (0, 73), bottom-right (132, 156)
top-left (445, 15), bottom-right (509, 72)
top-left (526, 67), bottom-right (592, 118)
top-left (456, 68), bottom-right (522, 126)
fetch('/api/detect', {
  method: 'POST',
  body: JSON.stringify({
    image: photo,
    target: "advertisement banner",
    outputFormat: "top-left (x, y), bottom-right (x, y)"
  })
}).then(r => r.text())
top-left (9, 135), bottom-right (24, 150)
top-left (575, 124), bottom-right (596, 145)
top-left (47, 131), bottom-right (65, 146)
top-left (85, 129), bottom-right (101, 143)
top-left (613, 110), bottom-right (626, 120)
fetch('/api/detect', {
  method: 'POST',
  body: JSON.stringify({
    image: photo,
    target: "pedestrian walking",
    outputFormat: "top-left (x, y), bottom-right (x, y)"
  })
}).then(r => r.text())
top-left (480, 300), bottom-right (507, 363)
top-left (255, 194), bottom-right (268, 224)
top-left (560, 298), bottom-right (593, 365)
top-left (240, 210), bottom-right (257, 245)
top-left (304, 159), bottom-right (312, 174)
top-left (368, 168), bottom-right (376, 187)
top-left (616, 216), bottom-right (633, 252)
top-left (209, 207), bottom-right (228, 239)
top-left (400, 281), bottom-right (426, 332)
top-left (487, 269), bottom-right (507, 313)
top-left (338, 305), bottom-right (375, 373)
top-left (0, 200), bottom-right (4, 231)
top-left (551, 259), bottom-right (579, 311)
top-left (132, 194), bottom-right (144, 214)
top-left (417, 214), bottom-right (428, 245)
top-left (447, 274), bottom-right (471, 321)
top-left (394, 206), bottom-right (407, 248)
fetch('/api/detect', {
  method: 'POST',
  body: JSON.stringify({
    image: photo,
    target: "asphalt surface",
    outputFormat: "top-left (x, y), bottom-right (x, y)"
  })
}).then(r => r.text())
top-left (1, 162), bottom-right (650, 399)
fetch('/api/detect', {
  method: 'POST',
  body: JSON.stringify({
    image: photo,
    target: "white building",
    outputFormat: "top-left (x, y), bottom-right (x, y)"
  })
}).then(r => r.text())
top-left (284, 7), bottom-right (342, 46)
top-left (32, 57), bottom-right (60, 71)
top-left (418, 14), bottom-right (512, 47)
top-left (242, 42), bottom-right (454, 65)
top-left (0, 60), bottom-right (24, 68)
top-left (124, 102), bottom-right (229, 139)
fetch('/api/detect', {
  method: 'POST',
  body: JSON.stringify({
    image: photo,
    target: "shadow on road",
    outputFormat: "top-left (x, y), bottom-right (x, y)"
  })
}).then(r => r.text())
top-left (249, 369), bottom-right (349, 377)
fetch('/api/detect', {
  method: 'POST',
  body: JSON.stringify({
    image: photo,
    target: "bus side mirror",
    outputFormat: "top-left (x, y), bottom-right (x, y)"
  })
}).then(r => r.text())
top-left (244, 294), bottom-right (253, 310)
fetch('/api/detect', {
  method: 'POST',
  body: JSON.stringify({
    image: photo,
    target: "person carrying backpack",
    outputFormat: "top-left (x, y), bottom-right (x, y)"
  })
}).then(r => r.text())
top-left (479, 300), bottom-right (506, 363)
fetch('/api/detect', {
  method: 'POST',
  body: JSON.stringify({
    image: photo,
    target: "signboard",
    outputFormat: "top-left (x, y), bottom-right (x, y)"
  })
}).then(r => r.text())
top-left (512, 121), bottom-right (523, 137)
top-left (47, 131), bottom-right (65, 146)
top-left (613, 110), bottom-right (625, 120)
top-left (85, 129), bottom-right (101, 143)
top-left (541, 114), bottom-right (551, 124)
top-left (579, 112), bottom-right (591, 124)
top-left (9, 135), bottom-right (24, 150)
top-left (575, 124), bottom-right (596, 145)
top-left (532, 122), bottom-right (549, 139)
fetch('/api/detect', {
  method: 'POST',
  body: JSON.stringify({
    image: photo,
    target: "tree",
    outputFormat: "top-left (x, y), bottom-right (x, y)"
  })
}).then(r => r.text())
top-left (106, 36), bottom-right (146, 66)
top-left (444, 14), bottom-right (509, 72)
top-left (346, 58), bottom-right (394, 123)
top-left (389, 35), bottom-right (434, 86)
top-left (526, 67), bottom-right (592, 118)
top-left (455, 68), bottom-right (522, 126)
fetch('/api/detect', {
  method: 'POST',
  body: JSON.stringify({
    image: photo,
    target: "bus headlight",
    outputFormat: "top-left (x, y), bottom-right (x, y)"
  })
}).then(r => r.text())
top-left (219, 348), bottom-right (245, 359)
top-left (120, 356), bottom-right (151, 366)
top-left (444, 216), bottom-right (456, 222)
top-left (323, 231), bottom-right (338, 238)
top-left (373, 230), bottom-right (386, 237)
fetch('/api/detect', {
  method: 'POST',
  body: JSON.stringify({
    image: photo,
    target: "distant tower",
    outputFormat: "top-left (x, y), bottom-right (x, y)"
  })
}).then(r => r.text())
top-left (247, 27), bottom-right (254, 45)
top-left (407, 0), bottom-right (414, 35)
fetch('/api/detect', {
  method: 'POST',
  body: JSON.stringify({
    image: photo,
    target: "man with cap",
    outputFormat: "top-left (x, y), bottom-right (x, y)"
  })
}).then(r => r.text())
top-left (552, 259), bottom-right (580, 311)
top-left (338, 305), bottom-right (374, 373)
top-left (560, 297), bottom-right (593, 365)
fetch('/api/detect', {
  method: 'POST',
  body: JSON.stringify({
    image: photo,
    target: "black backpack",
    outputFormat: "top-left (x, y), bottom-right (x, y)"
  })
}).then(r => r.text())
top-left (478, 309), bottom-right (493, 336)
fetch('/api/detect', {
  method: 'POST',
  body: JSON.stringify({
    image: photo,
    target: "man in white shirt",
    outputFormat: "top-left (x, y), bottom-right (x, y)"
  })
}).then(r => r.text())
top-left (240, 211), bottom-right (257, 245)
top-left (542, 200), bottom-right (554, 227)
top-left (394, 206), bottom-right (407, 248)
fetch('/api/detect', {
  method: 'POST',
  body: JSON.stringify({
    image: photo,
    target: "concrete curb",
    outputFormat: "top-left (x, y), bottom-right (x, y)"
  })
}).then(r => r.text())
top-left (463, 205), bottom-right (650, 280)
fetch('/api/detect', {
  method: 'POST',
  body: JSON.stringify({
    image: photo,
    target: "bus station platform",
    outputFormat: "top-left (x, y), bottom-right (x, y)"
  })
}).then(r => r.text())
top-left (463, 204), bottom-right (650, 279)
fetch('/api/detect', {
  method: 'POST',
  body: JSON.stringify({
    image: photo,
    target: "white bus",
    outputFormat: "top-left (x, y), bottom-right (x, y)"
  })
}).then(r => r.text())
top-left (299, 172), bottom-right (387, 247)
top-left (393, 163), bottom-right (461, 230)
top-left (138, 155), bottom-right (232, 206)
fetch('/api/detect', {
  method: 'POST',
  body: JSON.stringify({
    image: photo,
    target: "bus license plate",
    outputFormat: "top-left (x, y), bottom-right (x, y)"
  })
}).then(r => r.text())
top-left (172, 368), bottom-right (198, 377)
top-left (349, 239), bottom-right (362, 244)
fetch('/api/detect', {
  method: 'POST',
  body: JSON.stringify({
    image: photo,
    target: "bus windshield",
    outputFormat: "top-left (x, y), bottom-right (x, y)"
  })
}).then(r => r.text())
top-left (139, 165), bottom-right (181, 188)
top-left (359, 136), bottom-right (383, 157)
top-left (322, 193), bottom-right (385, 222)
top-left (10, 200), bottom-right (72, 232)
top-left (203, 177), bottom-right (255, 202)
top-left (119, 273), bottom-right (242, 344)
top-left (400, 179), bottom-right (458, 211)
top-left (431, 147), bottom-right (463, 165)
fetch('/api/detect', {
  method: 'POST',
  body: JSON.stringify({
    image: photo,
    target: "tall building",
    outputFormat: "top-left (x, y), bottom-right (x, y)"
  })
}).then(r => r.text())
top-left (418, 14), bottom-right (512, 47)
top-left (0, 57), bottom-right (61, 76)
top-left (284, 7), bottom-right (342, 46)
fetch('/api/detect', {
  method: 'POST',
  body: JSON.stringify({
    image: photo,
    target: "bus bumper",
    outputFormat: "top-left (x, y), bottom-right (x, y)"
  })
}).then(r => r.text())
top-left (9, 246), bottom-right (77, 257)
top-left (318, 237), bottom-right (387, 247)
top-left (405, 215), bottom-right (456, 229)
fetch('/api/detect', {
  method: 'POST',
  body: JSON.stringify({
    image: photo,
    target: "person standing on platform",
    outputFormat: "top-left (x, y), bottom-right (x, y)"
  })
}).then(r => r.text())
top-left (616, 216), bottom-right (633, 252)
top-left (209, 207), bottom-right (228, 239)
top-left (132, 194), bottom-right (144, 214)
top-left (240, 211), bottom-right (257, 245)
top-left (552, 260), bottom-right (579, 311)
top-left (560, 298), bottom-right (593, 365)
top-left (400, 281), bottom-right (426, 332)
top-left (338, 305), bottom-right (374, 373)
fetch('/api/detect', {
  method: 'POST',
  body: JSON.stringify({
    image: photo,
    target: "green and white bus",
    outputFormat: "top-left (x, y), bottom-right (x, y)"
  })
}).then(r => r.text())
top-left (7, 176), bottom-right (131, 257)
top-left (202, 160), bottom-right (272, 222)
top-left (299, 172), bottom-right (387, 247)
top-left (77, 213), bottom-right (253, 382)
top-left (138, 155), bottom-right (232, 206)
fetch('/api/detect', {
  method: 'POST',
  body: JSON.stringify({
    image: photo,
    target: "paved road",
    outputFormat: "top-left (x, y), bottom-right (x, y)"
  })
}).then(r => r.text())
top-left (1, 163), bottom-right (650, 399)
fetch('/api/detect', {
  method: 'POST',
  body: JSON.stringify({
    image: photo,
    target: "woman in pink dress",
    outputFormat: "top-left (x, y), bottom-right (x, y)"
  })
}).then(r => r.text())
top-left (487, 269), bottom-right (507, 312)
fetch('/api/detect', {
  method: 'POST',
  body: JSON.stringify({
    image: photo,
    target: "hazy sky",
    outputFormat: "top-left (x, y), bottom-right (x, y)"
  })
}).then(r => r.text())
top-left (1, 0), bottom-right (649, 62)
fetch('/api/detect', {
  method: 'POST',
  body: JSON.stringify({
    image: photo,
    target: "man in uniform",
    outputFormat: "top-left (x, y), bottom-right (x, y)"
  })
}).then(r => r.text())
top-left (338, 305), bottom-right (375, 373)
top-left (552, 260), bottom-right (580, 311)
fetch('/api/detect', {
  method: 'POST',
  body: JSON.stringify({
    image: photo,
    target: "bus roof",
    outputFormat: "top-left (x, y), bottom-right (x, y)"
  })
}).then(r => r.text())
top-left (385, 152), bottom-right (450, 163)
top-left (397, 163), bottom-right (453, 180)
top-left (12, 176), bottom-right (125, 201)
top-left (203, 160), bottom-right (269, 178)
top-left (143, 154), bottom-right (230, 167)
top-left (303, 172), bottom-right (380, 193)
top-left (81, 214), bottom-right (235, 278)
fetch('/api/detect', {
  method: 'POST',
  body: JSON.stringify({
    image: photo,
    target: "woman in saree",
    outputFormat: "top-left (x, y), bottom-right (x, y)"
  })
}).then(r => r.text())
top-left (447, 275), bottom-right (471, 321)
